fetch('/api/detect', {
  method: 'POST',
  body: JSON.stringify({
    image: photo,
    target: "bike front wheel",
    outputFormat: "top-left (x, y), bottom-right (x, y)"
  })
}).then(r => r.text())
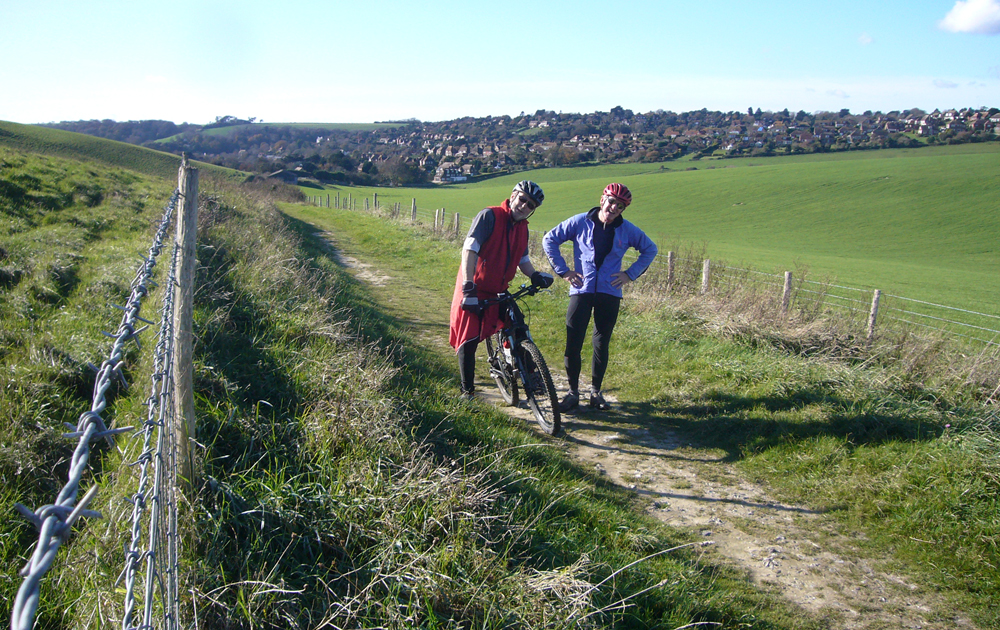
top-left (485, 332), bottom-right (518, 406)
top-left (518, 340), bottom-right (561, 435)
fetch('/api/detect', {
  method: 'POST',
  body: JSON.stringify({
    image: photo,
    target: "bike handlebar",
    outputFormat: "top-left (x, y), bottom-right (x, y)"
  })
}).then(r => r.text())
top-left (478, 283), bottom-right (545, 307)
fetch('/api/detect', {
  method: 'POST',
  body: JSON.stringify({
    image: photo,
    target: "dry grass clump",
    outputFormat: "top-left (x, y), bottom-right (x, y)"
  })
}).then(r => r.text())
top-left (629, 251), bottom-right (1000, 404)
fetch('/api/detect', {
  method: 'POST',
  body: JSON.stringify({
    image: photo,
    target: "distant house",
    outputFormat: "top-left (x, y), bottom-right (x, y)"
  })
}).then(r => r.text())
top-left (918, 117), bottom-right (939, 136)
top-left (433, 162), bottom-right (466, 184)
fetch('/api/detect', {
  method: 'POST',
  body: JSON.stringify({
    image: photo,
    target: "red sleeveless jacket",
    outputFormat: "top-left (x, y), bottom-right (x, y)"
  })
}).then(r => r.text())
top-left (472, 200), bottom-right (529, 293)
top-left (449, 200), bottom-right (530, 349)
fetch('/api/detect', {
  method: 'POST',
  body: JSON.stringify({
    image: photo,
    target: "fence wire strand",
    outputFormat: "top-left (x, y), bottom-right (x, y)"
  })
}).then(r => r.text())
top-left (11, 190), bottom-right (179, 630)
top-left (120, 240), bottom-right (181, 630)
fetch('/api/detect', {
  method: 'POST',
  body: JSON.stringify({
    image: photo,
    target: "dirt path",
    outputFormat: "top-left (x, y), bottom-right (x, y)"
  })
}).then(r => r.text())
top-left (326, 233), bottom-right (976, 630)
top-left (546, 397), bottom-right (975, 630)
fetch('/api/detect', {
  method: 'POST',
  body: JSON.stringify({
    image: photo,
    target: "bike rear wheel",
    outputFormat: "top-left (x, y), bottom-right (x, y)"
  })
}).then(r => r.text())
top-left (485, 332), bottom-right (518, 406)
top-left (518, 340), bottom-right (561, 435)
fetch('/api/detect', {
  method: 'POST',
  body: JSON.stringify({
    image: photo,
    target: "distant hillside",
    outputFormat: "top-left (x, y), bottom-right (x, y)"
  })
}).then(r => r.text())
top-left (0, 120), bottom-right (236, 179)
top-left (41, 118), bottom-right (198, 145)
top-left (37, 107), bottom-right (1000, 187)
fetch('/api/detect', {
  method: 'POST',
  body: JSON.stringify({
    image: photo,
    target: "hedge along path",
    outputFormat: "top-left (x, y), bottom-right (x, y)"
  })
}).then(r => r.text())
top-left (308, 221), bottom-right (977, 630)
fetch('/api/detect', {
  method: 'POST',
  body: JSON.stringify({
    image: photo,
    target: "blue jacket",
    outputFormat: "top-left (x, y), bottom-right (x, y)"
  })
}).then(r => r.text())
top-left (543, 209), bottom-right (658, 298)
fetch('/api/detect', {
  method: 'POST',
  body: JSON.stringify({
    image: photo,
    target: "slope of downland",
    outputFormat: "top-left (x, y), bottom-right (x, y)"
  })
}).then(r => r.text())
top-left (283, 200), bottom-right (999, 630)
top-left (307, 143), bottom-right (1000, 315)
top-left (0, 119), bottom-right (239, 180)
top-left (1, 142), bottom-right (810, 628)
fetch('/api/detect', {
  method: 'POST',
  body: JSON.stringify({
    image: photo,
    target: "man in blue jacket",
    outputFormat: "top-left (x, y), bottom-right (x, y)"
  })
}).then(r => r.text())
top-left (542, 183), bottom-right (658, 411)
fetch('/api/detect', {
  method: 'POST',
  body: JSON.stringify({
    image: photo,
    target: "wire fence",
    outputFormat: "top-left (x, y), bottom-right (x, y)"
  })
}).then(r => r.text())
top-left (309, 191), bottom-right (1000, 351)
top-left (119, 240), bottom-right (182, 630)
top-left (11, 190), bottom-right (181, 630)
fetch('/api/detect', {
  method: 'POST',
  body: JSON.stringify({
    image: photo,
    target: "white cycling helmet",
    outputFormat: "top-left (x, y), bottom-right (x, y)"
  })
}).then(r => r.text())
top-left (512, 180), bottom-right (544, 207)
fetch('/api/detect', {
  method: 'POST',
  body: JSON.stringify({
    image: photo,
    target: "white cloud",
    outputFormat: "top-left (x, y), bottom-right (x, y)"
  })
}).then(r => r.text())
top-left (858, 32), bottom-right (874, 45)
top-left (934, 79), bottom-right (960, 88)
top-left (939, 0), bottom-right (1000, 34)
top-left (827, 89), bottom-right (851, 99)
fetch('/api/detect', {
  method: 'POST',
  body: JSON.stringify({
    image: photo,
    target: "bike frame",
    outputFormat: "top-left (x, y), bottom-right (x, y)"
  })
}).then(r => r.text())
top-left (480, 283), bottom-right (560, 435)
top-left (489, 286), bottom-right (536, 369)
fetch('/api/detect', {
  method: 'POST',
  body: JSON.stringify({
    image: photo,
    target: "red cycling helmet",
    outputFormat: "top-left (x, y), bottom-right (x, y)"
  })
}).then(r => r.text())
top-left (603, 183), bottom-right (632, 207)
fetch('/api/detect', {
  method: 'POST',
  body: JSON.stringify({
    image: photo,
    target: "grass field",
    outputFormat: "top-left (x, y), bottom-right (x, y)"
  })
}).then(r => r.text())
top-left (304, 143), bottom-right (1000, 316)
top-left (0, 120), bottom-right (240, 180)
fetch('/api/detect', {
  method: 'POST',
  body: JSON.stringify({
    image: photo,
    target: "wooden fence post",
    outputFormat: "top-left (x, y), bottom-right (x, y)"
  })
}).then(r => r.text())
top-left (782, 271), bottom-right (792, 316)
top-left (373, 193), bottom-right (378, 210)
top-left (701, 259), bottom-right (711, 294)
top-left (666, 251), bottom-right (675, 289)
top-left (173, 161), bottom-right (198, 485)
top-left (453, 212), bottom-right (461, 236)
top-left (411, 198), bottom-right (417, 222)
top-left (867, 289), bottom-right (881, 343)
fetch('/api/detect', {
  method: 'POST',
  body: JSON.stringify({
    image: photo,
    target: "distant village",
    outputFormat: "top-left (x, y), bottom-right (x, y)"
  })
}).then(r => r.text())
top-left (412, 106), bottom-right (1000, 184)
top-left (49, 106), bottom-right (1000, 186)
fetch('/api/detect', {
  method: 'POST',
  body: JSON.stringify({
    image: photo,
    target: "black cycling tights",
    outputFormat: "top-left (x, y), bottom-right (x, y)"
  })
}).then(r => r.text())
top-left (457, 338), bottom-right (479, 394)
top-left (564, 292), bottom-right (621, 394)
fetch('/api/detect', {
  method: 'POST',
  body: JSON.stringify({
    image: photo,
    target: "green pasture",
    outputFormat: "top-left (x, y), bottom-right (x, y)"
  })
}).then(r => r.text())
top-left (306, 143), bottom-right (1000, 315)
top-left (0, 120), bottom-right (241, 180)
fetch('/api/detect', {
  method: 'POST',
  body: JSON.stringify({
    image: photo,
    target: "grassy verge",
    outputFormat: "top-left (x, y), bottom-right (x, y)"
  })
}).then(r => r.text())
top-left (283, 201), bottom-right (1000, 629)
top-left (1, 146), bottom-right (179, 625)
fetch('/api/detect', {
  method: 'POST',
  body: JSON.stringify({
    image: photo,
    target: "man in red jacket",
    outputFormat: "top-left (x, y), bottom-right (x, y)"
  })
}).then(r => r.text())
top-left (449, 180), bottom-right (553, 399)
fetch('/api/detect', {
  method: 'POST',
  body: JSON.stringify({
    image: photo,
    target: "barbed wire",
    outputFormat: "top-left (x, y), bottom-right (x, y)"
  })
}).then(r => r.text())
top-left (119, 240), bottom-right (181, 630)
top-left (11, 190), bottom-right (179, 630)
top-left (154, 252), bottom-right (182, 629)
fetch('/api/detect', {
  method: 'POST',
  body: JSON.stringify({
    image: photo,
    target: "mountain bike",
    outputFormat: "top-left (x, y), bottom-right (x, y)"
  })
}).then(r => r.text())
top-left (481, 284), bottom-right (561, 435)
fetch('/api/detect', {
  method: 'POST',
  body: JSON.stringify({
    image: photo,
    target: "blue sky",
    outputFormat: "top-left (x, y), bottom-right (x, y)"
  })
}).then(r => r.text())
top-left (1, 0), bottom-right (998, 125)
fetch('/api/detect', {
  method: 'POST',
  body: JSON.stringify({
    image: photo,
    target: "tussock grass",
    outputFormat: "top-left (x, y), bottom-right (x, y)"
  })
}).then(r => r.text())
top-left (628, 247), bottom-right (1000, 406)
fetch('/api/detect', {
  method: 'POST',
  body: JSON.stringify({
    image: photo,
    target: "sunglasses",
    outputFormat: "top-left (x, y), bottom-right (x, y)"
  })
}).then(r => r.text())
top-left (604, 196), bottom-right (626, 212)
top-left (515, 193), bottom-right (538, 211)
